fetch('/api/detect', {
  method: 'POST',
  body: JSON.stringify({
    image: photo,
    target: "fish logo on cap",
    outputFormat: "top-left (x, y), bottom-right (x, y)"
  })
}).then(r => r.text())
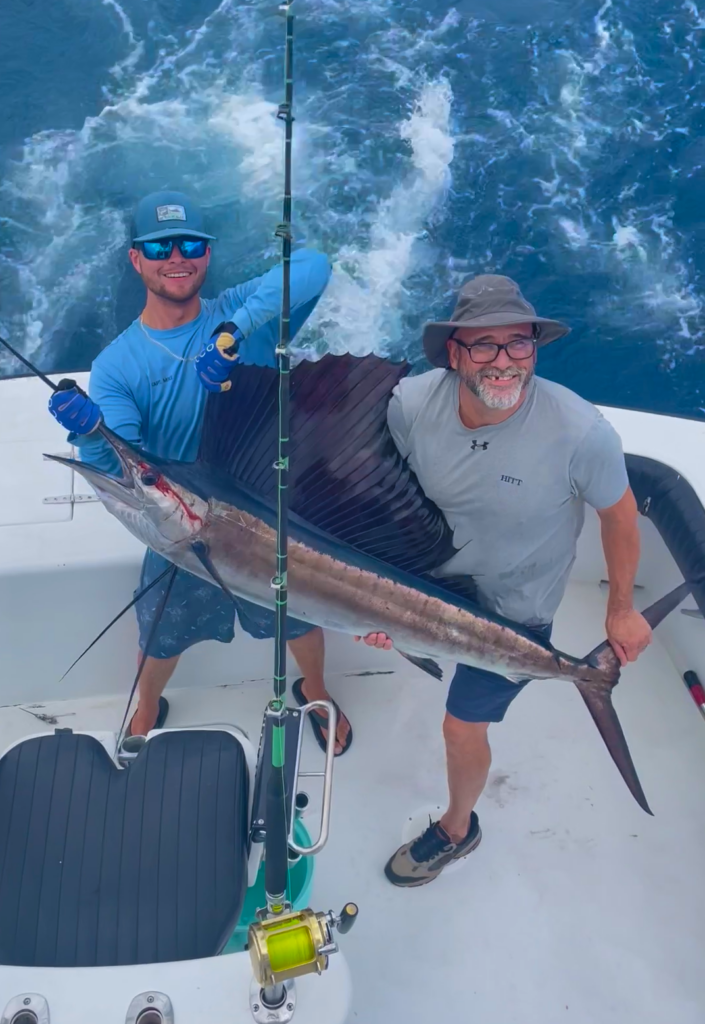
top-left (156, 204), bottom-right (187, 222)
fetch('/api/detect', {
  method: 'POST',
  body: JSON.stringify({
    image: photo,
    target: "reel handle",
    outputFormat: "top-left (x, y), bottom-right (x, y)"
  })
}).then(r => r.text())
top-left (336, 902), bottom-right (359, 935)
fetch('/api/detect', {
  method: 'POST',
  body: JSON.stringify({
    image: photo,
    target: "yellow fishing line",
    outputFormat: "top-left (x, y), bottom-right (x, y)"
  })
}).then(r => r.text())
top-left (267, 924), bottom-right (315, 972)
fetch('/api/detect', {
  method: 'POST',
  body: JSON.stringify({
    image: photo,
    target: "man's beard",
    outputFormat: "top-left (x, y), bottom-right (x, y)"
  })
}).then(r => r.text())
top-left (459, 363), bottom-right (534, 410)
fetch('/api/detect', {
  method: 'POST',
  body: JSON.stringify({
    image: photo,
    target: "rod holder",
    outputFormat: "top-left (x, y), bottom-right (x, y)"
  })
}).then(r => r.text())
top-left (124, 993), bottom-right (173, 1024)
top-left (117, 734), bottom-right (147, 767)
top-left (250, 977), bottom-right (296, 1024)
top-left (1, 995), bottom-right (50, 1024)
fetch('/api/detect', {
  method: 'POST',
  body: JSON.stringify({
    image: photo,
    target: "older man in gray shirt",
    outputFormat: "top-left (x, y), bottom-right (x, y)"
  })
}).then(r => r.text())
top-left (361, 275), bottom-right (653, 888)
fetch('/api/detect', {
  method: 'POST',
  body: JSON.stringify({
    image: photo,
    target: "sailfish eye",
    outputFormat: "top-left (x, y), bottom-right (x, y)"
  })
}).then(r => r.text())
top-left (140, 471), bottom-right (159, 487)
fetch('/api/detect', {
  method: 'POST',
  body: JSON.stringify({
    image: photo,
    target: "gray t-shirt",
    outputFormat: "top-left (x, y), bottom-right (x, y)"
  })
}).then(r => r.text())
top-left (387, 370), bottom-right (629, 626)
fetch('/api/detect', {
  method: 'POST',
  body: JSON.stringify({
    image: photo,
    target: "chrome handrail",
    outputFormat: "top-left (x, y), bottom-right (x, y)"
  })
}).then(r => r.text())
top-left (288, 699), bottom-right (337, 856)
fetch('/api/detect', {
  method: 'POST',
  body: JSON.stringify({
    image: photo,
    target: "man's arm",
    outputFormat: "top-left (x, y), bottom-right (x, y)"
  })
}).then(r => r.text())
top-left (570, 417), bottom-right (651, 666)
top-left (216, 249), bottom-right (332, 363)
top-left (597, 488), bottom-right (652, 665)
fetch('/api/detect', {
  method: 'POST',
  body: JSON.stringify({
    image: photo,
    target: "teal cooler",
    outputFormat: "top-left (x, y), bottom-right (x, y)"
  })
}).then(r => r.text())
top-left (222, 819), bottom-right (315, 954)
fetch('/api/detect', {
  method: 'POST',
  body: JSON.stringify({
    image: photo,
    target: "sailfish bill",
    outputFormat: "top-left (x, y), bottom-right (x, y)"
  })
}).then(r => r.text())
top-left (47, 354), bottom-right (690, 813)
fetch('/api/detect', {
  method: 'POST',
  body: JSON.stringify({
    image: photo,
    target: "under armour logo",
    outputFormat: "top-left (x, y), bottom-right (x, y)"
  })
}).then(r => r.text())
top-left (470, 440), bottom-right (489, 451)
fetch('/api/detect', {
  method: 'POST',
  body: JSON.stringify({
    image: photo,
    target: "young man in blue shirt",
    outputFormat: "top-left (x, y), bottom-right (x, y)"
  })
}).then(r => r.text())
top-left (49, 190), bottom-right (351, 753)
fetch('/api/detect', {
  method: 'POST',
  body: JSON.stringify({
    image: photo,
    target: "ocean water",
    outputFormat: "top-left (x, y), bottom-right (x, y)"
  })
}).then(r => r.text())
top-left (0, 0), bottom-right (703, 417)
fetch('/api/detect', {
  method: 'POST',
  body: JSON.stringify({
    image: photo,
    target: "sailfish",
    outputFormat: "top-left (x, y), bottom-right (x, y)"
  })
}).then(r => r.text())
top-left (48, 353), bottom-right (690, 814)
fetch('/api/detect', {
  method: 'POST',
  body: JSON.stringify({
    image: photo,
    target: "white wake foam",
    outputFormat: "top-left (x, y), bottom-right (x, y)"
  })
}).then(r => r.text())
top-left (0, 0), bottom-right (276, 363)
top-left (101, 0), bottom-right (144, 85)
top-left (294, 79), bottom-right (455, 358)
top-left (529, 0), bottom-right (703, 350)
top-left (0, 0), bottom-right (701, 400)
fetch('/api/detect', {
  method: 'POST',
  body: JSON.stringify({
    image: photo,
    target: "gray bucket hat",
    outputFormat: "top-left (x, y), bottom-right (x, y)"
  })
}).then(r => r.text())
top-left (423, 275), bottom-right (570, 368)
top-left (132, 190), bottom-right (216, 244)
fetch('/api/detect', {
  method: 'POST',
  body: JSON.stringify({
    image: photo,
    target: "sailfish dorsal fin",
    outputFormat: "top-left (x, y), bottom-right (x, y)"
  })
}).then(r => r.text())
top-left (198, 353), bottom-right (459, 576)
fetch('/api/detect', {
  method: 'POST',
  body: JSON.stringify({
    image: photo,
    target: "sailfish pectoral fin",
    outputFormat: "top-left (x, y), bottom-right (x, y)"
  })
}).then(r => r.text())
top-left (397, 651), bottom-right (444, 681)
top-left (190, 540), bottom-right (239, 605)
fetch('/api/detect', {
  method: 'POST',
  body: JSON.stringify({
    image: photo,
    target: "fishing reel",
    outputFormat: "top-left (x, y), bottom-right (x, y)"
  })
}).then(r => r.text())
top-left (249, 902), bottom-right (358, 988)
top-left (248, 904), bottom-right (358, 1023)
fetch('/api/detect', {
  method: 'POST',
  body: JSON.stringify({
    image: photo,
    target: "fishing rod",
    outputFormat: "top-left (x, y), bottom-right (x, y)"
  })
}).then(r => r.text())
top-left (247, 6), bottom-right (358, 1017)
top-left (0, 333), bottom-right (65, 391)
top-left (248, 7), bottom-right (314, 1012)
top-left (273, 0), bottom-right (295, 711)
top-left (263, 0), bottom-right (295, 930)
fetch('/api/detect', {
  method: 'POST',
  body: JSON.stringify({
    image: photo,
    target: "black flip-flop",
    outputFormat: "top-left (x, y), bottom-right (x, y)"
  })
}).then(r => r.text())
top-left (291, 678), bottom-right (353, 757)
top-left (125, 696), bottom-right (170, 739)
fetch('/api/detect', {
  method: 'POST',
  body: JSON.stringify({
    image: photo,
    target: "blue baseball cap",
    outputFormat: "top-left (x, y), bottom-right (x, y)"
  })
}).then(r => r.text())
top-left (131, 190), bottom-right (216, 244)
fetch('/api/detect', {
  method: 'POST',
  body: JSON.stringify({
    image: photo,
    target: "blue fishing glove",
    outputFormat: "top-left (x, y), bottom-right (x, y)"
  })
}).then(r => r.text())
top-left (48, 379), bottom-right (102, 434)
top-left (195, 322), bottom-right (243, 393)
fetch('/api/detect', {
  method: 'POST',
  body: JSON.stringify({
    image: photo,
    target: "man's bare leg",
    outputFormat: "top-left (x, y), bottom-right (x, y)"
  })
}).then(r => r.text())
top-left (288, 627), bottom-right (351, 754)
top-left (384, 712), bottom-right (488, 885)
top-left (438, 715), bottom-right (491, 841)
top-left (129, 653), bottom-right (180, 735)
top-left (128, 628), bottom-right (351, 748)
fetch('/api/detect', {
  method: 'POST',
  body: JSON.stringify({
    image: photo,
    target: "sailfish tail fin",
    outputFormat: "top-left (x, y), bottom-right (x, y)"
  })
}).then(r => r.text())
top-left (575, 679), bottom-right (653, 815)
top-left (576, 580), bottom-right (691, 816)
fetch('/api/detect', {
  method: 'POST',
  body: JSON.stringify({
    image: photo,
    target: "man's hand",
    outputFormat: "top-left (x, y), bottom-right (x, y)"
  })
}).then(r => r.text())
top-left (49, 382), bottom-right (102, 434)
top-left (354, 632), bottom-right (393, 651)
top-left (195, 323), bottom-right (243, 392)
top-left (606, 608), bottom-right (652, 666)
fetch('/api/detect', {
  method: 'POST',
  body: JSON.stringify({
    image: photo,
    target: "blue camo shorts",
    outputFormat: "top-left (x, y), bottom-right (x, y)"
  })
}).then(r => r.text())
top-left (135, 549), bottom-right (316, 659)
top-left (445, 622), bottom-right (553, 723)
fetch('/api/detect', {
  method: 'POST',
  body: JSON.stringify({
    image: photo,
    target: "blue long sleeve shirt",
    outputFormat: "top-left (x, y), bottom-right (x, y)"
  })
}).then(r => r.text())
top-left (71, 249), bottom-right (331, 473)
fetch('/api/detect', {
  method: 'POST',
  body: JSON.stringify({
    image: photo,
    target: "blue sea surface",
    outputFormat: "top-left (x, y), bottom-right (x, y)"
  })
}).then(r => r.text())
top-left (0, 0), bottom-right (703, 417)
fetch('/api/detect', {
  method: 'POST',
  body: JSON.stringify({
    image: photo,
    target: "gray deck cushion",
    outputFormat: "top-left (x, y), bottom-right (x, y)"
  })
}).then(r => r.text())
top-left (0, 728), bottom-right (249, 967)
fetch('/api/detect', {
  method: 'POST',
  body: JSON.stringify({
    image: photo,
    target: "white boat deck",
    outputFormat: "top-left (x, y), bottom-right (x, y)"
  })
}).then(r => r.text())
top-left (1, 577), bottom-right (704, 1023)
top-left (1, 374), bottom-right (704, 1021)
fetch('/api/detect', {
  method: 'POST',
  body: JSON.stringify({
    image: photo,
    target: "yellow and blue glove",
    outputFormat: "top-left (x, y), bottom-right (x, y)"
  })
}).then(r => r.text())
top-left (48, 379), bottom-right (102, 434)
top-left (195, 322), bottom-right (243, 393)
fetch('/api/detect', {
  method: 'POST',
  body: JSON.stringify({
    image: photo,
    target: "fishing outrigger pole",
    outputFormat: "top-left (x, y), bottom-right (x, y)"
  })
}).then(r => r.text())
top-left (246, 3), bottom-right (357, 1021)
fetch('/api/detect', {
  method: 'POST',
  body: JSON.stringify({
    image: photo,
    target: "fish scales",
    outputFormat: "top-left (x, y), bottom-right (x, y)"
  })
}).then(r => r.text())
top-left (173, 498), bottom-right (581, 684)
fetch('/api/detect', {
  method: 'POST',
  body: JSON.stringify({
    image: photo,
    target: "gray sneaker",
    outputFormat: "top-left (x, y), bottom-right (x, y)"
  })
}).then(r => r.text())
top-left (384, 813), bottom-right (482, 887)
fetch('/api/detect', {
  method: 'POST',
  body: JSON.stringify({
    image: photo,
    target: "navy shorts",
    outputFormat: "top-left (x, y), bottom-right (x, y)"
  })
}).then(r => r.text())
top-left (446, 623), bottom-right (553, 724)
top-left (134, 549), bottom-right (317, 659)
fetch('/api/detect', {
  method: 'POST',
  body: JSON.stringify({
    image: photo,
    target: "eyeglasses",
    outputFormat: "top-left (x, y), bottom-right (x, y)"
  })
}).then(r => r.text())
top-left (451, 333), bottom-right (536, 364)
top-left (138, 237), bottom-right (209, 261)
